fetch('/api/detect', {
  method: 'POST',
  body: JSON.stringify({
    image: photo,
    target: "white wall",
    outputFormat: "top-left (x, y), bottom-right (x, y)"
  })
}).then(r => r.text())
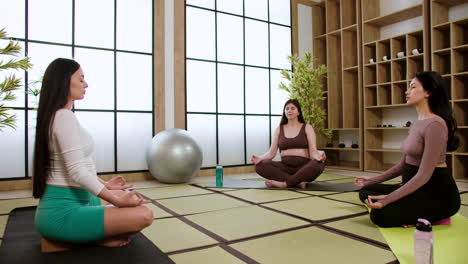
top-left (298, 4), bottom-right (313, 57)
top-left (449, 2), bottom-right (468, 22)
top-left (380, 0), bottom-right (423, 39)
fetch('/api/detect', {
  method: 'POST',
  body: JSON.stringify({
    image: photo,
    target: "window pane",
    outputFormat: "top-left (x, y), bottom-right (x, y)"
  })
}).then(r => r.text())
top-left (216, 0), bottom-right (243, 15)
top-left (218, 64), bottom-right (244, 113)
top-left (246, 116), bottom-right (270, 163)
top-left (245, 67), bottom-right (269, 114)
top-left (186, 7), bottom-right (215, 60)
top-left (27, 43), bottom-right (72, 85)
top-left (0, 110), bottom-right (25, 178)
top-left (0, 40), bottom-right (25, 108)
top-left (29, 0), bottom-right (72, 44)
top-left (269, 0), bottom-right (290, 25)
top-left (245, 19), bottom-right (268, 67)
top-left (116, 52), bottom-right (152, 111)
top-left (218, 115), bottom-right (244, 165)
top-left (270, 69), bottom-right (290, 115)
top-left (75, 0), bottom-right (114, 49)
top-left (245, 0), bottom-right (268, 21)
top-left (187, 114), bottom-right (217, 167)
top-left (217, 13), bottom-right (243, 64)
top-left (116, 0), bottom-right (152, 53)
top-left (0, 0), bottom-right (25, 38)
top-left (186, 0), bottom-right (214, 9)
top-left (117, 113), bottom-right (152, 171)
top-left (186, 60), bottom-right (216, 112)
top-left (74, 48), bottom-right (115, 110)
top-left (270, 25), bottom-right (292, 70)
top-left (75, 112), bottom-right (115, 172)
top-left (271, 115), bottom-right (282, 160)
top-left (27, 110), bottom-right (37, 176)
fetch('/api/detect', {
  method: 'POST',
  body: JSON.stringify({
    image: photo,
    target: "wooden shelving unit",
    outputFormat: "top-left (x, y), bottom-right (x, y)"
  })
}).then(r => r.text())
top-left (431, 0), bottom-right (468, 181)
top-left (312, 0), bottom-right (363, 171)
top-left (362, 0), bottom-right (430, 172)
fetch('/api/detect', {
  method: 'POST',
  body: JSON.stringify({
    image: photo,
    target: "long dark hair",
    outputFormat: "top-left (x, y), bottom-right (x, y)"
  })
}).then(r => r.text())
top-left (415, 71), bottom-right (459, 151)
top-left (280, 99), bottom-right (305, 125)
top-left (33, 58), bottom-right (81, 198)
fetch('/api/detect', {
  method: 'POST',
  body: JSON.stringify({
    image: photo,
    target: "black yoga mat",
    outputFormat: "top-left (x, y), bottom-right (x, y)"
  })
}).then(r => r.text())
top-left (0, 206), bottom-right (174, 264)
top-left (208, 179), bottom-right (360, 192)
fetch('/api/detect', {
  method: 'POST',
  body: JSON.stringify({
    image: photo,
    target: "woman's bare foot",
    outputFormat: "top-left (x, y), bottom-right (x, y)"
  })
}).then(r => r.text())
top-left (402, 224), bottom-right (414, 228)
top-left (97, 237), bottom-right (131, 247)
top-left (297, 182), bottom-right (308, 189)
top-left (265, 180), bottom-right (287, 188)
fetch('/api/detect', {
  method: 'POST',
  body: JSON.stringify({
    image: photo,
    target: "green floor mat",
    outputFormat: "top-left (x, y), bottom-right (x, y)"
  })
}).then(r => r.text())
top-left (315, 173), bottom-right (355, 181)
top-left (325, 192), bottom-right (363, 205)
top-left (207, 179), bottom-right (360, 192)
top-left (138, 185), bottom-right (212, 200)
top-left (0, 215), bottom-right (7, 238)
top-left (170, 246), bottom-right (244, 264)
top-left (0, 198), bottom-right (38, 214)
top-left (324, 215), bottom-right (387, 244)
top-left (231, 226), bottom-right (395, 264)
top-left (461, 192), bottom-right (468, 204)
top-left (226, 189), bottom-right (309, 203)
top-left (459, 205), bottom-right (468, 218)
top-left (146, 203), bottom-right (173, 218)
top-left (377, 213), bottom-right (468, 264)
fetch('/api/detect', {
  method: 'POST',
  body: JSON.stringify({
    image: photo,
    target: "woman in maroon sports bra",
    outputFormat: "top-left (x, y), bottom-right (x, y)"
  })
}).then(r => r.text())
top-left (251, 99), bottom-right (326, 189)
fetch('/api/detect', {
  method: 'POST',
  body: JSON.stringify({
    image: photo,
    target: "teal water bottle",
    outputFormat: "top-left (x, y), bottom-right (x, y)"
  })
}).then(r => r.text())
top-left (216, 164), bottom-right (223, 187)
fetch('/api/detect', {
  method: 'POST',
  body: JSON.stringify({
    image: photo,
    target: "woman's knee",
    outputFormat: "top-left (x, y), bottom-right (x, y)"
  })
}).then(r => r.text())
top-left (139, 206), bottom-right (154, 229)
top-left (255, 159), bottom-right (271, 175)
top-left (369, 210), bottom-right (395, 227)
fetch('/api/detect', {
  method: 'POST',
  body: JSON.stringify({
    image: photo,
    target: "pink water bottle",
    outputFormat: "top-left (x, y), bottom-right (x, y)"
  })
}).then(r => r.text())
top-left (414, 218), bottom-right (433, 264)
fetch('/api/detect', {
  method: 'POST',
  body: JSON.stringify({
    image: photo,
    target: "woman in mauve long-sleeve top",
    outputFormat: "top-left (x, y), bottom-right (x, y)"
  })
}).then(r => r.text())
top-left (355, 71), bottom-right (461, 227)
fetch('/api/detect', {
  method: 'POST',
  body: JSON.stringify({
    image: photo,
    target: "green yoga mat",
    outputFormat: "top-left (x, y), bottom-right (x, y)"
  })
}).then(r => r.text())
top-left (377, 213), bottom-right (468, 264)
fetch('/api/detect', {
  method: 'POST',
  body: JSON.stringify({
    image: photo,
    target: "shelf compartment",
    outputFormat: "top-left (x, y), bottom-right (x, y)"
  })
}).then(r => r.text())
top-left (453, 101), bottom-right (468, 126)
top-left (432, 52), bottom-right (451, 75)
top-left (314, 38), bottom-right (327, 66)
top-left (377, 63), bottom-right (391, 83)
top-left (327, 34), bottom-right (342, 129)
top-left (392, 59), bottom-right (407, 82)
top-left (453, 154), bottom-right (468, 180)
top-left (312, 4), bottom-right (326, 37)
top-left (326, 0), bottom-right (341, 33)
top-left (392, 82), bottom-right (407, 105)
top-left (452, 18), bottom-right (468, 47)
top-left (377, 84), bottom-right (391, 106)
top-left (407, 30), bottom-right (424, 55)
top-left (365, 86), bottom-right (377, 107)
top-left (364, 64), bottom-right (377, 85)
top-left (377, 39), bottom-right (391, 62)
top-left (453, 45), bottom-right (468, 73)
top-left (341, 0), bottom-right (357, 28)
top-left (455, 127), bottom-right (468, 153)
top-left (365, 151), bottom-right (400, 172)
top-left (453, 74), bottom-right (468, 100)
top-left (391, 35), bottom-right (407, 60)
top-left (432, 23), bottom-right (451, 50)
top-left (408, 56), bottom-right (424, 79)
top-left (364, 108), bottom-right (382, 128)
top-left (363, 4), bottom-right (422, 27)
top-left (342, 29), bottom-right (358, 68)
top-left (342, 71), bottom-right (359, 128)
top-left (364, 42), bottom-right (377, 65)
top-left (443, 75), bottom-right (452, 100)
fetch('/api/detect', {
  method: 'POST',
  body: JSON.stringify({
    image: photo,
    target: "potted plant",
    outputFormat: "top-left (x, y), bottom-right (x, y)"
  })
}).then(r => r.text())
top-left (0, 27), bottom-right (32, 131)
top-left (279, 52), bottom-right (331, 138)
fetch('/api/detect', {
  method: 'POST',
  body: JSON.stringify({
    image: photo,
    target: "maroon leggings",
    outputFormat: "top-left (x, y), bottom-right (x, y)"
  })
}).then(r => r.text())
top-left (255, 156), bottom-right (325, 187)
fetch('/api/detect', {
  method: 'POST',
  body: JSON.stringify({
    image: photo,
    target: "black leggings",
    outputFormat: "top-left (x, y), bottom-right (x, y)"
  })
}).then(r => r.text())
top-left (359, 164), bottom-right (461, 227)
top-left (255, 156), bottom-right (325, 187)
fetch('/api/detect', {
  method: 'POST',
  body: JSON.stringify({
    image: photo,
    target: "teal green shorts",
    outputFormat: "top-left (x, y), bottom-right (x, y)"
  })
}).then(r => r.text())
top-left (35, 185), bottom-right (106, 243)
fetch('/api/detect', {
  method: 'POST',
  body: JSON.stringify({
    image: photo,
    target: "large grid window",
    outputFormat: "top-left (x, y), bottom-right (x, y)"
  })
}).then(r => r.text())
top-left (185, 0), bottom-right (292, 168)
top-left (0, 0), bottom-right (153, 179)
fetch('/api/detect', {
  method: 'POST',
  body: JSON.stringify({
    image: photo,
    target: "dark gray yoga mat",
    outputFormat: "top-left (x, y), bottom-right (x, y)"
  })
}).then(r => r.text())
top-left (208, 179), bottom-right (360, 192)
top-left (0, 206), bottom-right (174, 264)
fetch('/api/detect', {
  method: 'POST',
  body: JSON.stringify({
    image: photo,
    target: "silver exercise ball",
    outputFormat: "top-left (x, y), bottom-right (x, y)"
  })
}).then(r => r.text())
top-left (146, 128), bottom-right (203, 183)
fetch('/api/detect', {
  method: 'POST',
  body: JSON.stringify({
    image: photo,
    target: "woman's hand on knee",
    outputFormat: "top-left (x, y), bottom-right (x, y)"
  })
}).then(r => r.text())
top-left (105, 176), bottom-right (133, 190)
top-left (115, 190), bottom-right (151, 207)
top-left (251, 155), bottom-right (262, 165)
top-left (354, 176), bottom-right (371, 187)
top-left (365, 195), bottom-right (387, 209)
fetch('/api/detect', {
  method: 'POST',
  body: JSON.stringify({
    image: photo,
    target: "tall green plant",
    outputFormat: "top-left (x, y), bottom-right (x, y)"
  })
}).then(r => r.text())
top-left (0, 28), bottom-right (32, 131)
top-left (279, 52), bottom-right (331, 138)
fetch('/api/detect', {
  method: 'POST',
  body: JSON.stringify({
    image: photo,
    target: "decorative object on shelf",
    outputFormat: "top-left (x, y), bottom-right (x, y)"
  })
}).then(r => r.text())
top-left (351, 143), bottom-right (359, 149)
top-left (326, 143), bottom-right (333, 147)
top-left (406, 121), bottom-right (412, 127)
top-left (338, 143), bottom-right (345, 148)
top-left (377, 124), bottom-right (382, 127)
top-left (388, 124), bottom-right (393, 127)
top-left (279, 52), bottom-right (331, 138)
top-left (383, 124), bottom-right (388, 127)
top-left (411, 48), bottom-right (423, 55)
top-left (397, 51), bottom-right (406, 58)
top-left (369, 58), bottom-right (375, 64)
top-left (382, 55), bottom-right (390, 61)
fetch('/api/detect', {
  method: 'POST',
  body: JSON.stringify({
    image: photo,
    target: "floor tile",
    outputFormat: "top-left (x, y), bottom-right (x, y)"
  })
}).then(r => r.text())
top-left (231, 226), bottom-right (395, 264)
top-left (146, 203), bottom-right (173, 218)
top-left (170, 246), bottom-right (244, 264)
top-left (186, 206), bottom-right (308, 241)
top-left (0, 215), bottom-right (8, 238)
top-left (325, 192), bottom-right (363, 205)
top-left (458, 205), bottom-right (468, 218)
top-left (142, 217), bottom-right (217, 253)
top-left (461, 192), bottom-right (468, 204)
top-left (226, 189), bottom-right (309, 204)
top-left (263, 196), bottom-right (366, 221)
top-left (138, 185), bottom-right (212, 200)
top-left (0, 198), bottom-right (39, 214)
top-left (157, 194), bottom-right (250, 215)
top-left (324, 215), bottom-right (387, 244)
top-left (315, 173), bottom-right (354, 182)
